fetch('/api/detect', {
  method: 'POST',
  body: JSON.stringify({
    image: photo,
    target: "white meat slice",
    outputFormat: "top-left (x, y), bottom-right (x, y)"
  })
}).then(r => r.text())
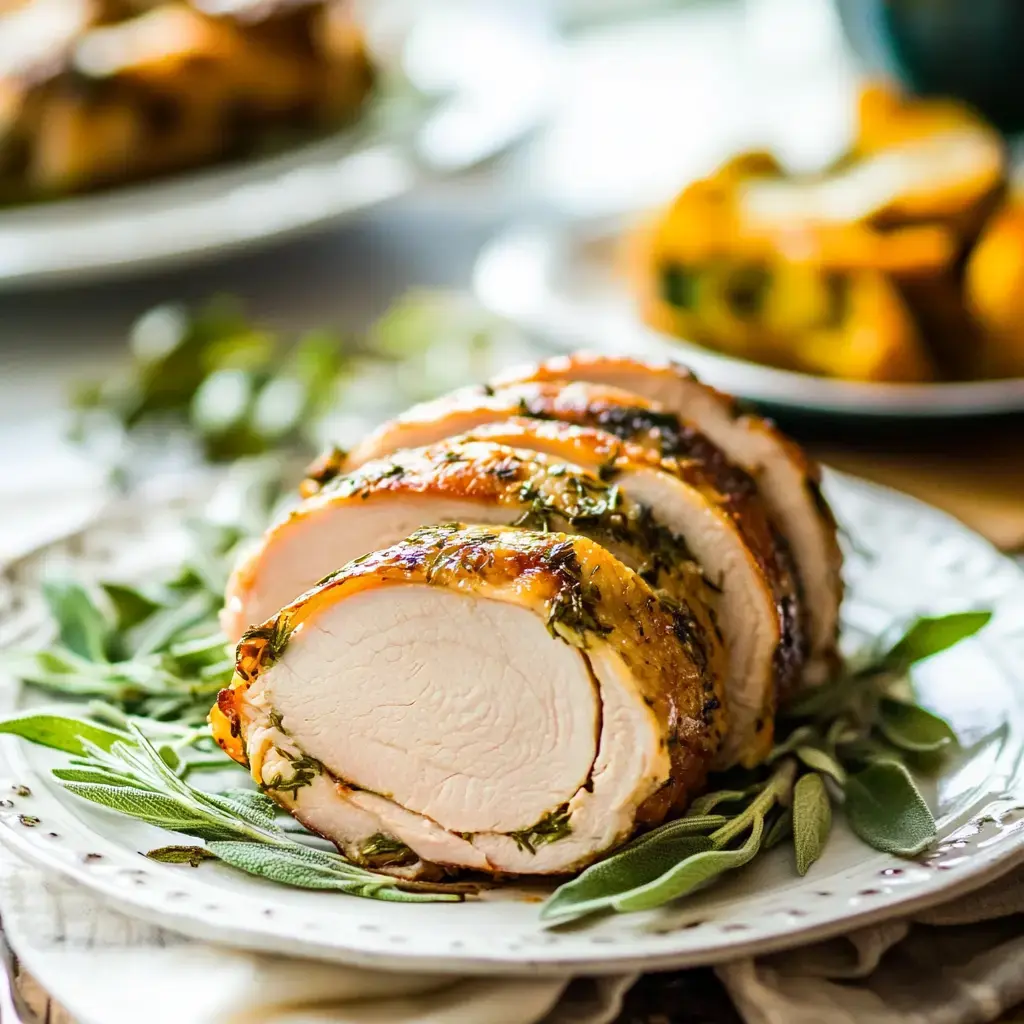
top-left (211, 525), bottom-right (726, 875)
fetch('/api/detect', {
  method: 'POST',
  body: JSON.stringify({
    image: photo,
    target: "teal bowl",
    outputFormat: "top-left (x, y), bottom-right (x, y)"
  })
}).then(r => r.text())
top-left (835, 0), bottom-right (1024, 133)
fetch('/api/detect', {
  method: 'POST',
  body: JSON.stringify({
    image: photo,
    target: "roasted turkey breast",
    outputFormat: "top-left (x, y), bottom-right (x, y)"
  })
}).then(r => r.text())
top-left (452, 418), bottom-right (792, 767)
top-left (223, 441), bottom-right (726, 699)
top-left (490, 354), bottom-right (843, 685)
top-left (211, 525), bottom-right (727, 876)
top-left (304, 381), bottom-right (801, 764)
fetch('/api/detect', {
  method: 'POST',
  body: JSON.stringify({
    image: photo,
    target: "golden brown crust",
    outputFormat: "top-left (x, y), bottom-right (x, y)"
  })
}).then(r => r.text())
top-left (491, 353), bottom-right (844, 691)
top-left (482, 383), bottom-right (804, 700)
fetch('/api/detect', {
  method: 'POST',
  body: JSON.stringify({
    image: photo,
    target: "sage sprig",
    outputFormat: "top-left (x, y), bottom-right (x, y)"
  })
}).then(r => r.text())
top-left (0, 715), bottom-right (456, 904)
top-left (542, 609), bottom-right (990, 923)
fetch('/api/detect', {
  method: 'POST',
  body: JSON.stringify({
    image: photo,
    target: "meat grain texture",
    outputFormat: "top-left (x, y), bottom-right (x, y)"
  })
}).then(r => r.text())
top-left (212, 353), bottom-right (842, 880)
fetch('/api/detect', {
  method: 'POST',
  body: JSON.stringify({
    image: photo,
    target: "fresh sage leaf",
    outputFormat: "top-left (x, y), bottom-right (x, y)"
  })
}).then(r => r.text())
top-left (205, 842), bottom-right (456, 902)
top-left (795, 746), bottom-right (847, 785)
top-left (628, 816), bottom-right (727, 849)
top-left (844, 761), bottom-right (936, 857)
top-left (767, 725), bottom-right (816, 762)
top-left (541, 835), bottom-right (714, 923)
top-left (884, 612), bottom-right (991, 671)
top-left (101, 584), bottom-right (164, 634)
top-left (0, 714), bottom-right (129, 756)
top-left (687, 784), bottom-right (762, 816)
top-left (877, 699), bottom-right (956, 753)
top-left (60, 782), bottom-right (248, 842)
top-left (763, 808), bottom-right (793, 851)
top-left (793, 773), bottom-right (831, 876)
top-left (146, 845), bottom-right (217, 867)
top-left (42, 580), bottom-right (111, 662)
top-left (612, 814), bottom-right (766, 913)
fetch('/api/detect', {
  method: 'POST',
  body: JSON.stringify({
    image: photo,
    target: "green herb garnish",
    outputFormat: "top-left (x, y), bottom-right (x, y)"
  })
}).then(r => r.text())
top-left (540, 609), bottom-right (990, 924)
top-left (509, 806), bottom-right (573, 854)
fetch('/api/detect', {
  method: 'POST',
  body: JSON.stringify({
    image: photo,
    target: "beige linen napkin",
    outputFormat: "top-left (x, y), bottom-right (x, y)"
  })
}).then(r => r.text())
top-left (717, 864), bottom-right (1024, 1024)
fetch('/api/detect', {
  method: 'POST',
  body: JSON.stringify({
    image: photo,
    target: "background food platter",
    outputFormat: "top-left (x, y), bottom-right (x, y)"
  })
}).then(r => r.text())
top-left (1, 473), bottom-right (1023, 975)
top-left (474, 223), bottom-right (1024, 419)
top-left (0, 4), bottom-right (554, 292)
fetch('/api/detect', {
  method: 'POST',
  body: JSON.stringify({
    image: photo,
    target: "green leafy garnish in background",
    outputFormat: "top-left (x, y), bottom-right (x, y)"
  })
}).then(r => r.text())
top-left (71, 292), bottom-right (529, 467)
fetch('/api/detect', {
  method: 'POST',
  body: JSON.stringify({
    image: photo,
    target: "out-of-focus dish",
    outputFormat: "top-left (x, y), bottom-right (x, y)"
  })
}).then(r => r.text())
top-left (473, 222), bottom-right (1024, 418)
top-left (0, 2), bottom-right (553, 289)
top-left (0, 0), bottom-right (373, 201)
top-left (630, 83), bottom-right (1024, 385)
top-left (475, 83), bottom-right (1024, 416)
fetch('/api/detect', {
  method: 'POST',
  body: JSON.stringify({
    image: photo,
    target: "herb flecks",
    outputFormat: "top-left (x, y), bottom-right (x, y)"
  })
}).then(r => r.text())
top-left (544, 542), bottom-right (612, 649)
top-left (236, 614), bottom-right (294, 681)
top-left (262, 750), bottom-right (323, 799)
top-left (509, 806), bottom-right (572, 854)
top-left (360, 833), bottom-right (415, 866)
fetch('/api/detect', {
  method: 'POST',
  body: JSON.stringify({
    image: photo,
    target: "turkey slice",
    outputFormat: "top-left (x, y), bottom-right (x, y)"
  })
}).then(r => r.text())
top-left (211, 525), bottom-right (726, 876)
top-left (222, 439), bottom-right (723, 694)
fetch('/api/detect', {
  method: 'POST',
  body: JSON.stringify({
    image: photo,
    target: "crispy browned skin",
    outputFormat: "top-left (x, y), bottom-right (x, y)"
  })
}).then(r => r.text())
top-left (490, 354), bottom-right (843, 689)
top-left (213, 525), bottom-right (728, 832)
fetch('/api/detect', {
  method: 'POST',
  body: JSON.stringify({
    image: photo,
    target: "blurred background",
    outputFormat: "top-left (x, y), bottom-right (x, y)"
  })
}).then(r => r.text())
top-left (4, 0), bottom-right (1024, 560)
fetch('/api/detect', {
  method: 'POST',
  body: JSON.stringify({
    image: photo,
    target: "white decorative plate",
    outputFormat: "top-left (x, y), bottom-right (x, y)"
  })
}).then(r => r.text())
top-left (0, 5), bottom-right (554, 291)
top-left (1, 474), bottom-right (1023, 975)
top-left (473, 223), bottom-right (1024, 419)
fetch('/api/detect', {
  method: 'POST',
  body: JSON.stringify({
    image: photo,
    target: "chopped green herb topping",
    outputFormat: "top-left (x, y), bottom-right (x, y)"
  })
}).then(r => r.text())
top-left (237, 613), bottom-right (293, 673)
top-left (509, 805), bottom-right (573, 854)
top-left (360, 832), bottom-right (415, 866)
top-left (544, 541), bottom-right (612, 649)
top-left (262, 750), bottom-right (323, 799)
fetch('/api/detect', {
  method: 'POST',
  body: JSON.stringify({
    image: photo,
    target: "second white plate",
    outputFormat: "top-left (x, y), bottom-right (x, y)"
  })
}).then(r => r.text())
top-left (474, 222), bottom-right (1024, 419)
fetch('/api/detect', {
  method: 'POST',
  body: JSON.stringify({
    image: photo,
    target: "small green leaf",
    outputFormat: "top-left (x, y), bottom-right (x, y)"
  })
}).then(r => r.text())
top-left (844, 761), bottom-right (936, 857)
top-left (687, 784), bottom-right (762, 816)
top-left (541, 835), bottom-right (713, 923)
top-left (763, 808), bottom-right (792, 851)
top-left (146, 845), bottom-right (217, 867)
top-left (795, 746), bottom-right (847, 785)
top-left (877, 699), bottom-right (956, 754)
top-left (158, 745), bottom-right (181, 771)
top-left (793, 773), bottom-right (831, 876)
top-left (60, 783), bottom-right (246, 842)
top-left (884, 612), bottom-right (991, 671)
top-left (101, 584), bottom-right (163, 633)
top-left (612, 815), bottom-right (766, 913)
top-left (767, 725), bottom-right (816, 761)
top-left (42, 580), bottom-right (111, 662)
top-left (0, 715), bottom-right (129, 756)
top-left (205, 842), bottom-right (456, 902)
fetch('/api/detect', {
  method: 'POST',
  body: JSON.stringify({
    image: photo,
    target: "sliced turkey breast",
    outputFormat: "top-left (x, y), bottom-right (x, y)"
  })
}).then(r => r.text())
top-left (303, 381), bottom-right (800, 761)
top-left (222, 441), bottom-right (724, 691)
top-left (211, 525), bottom-right (727, 876)
top-left (454, 417), bottom-right (796, 767)
top-left (491, 354), bottom-right (843, 686)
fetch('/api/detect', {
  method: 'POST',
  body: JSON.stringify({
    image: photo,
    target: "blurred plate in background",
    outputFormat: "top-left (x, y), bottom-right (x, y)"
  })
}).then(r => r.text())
top-left (0, 2), bottom-right (555, 292)
top-left (474, 222), bottom-right (1024, 419)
